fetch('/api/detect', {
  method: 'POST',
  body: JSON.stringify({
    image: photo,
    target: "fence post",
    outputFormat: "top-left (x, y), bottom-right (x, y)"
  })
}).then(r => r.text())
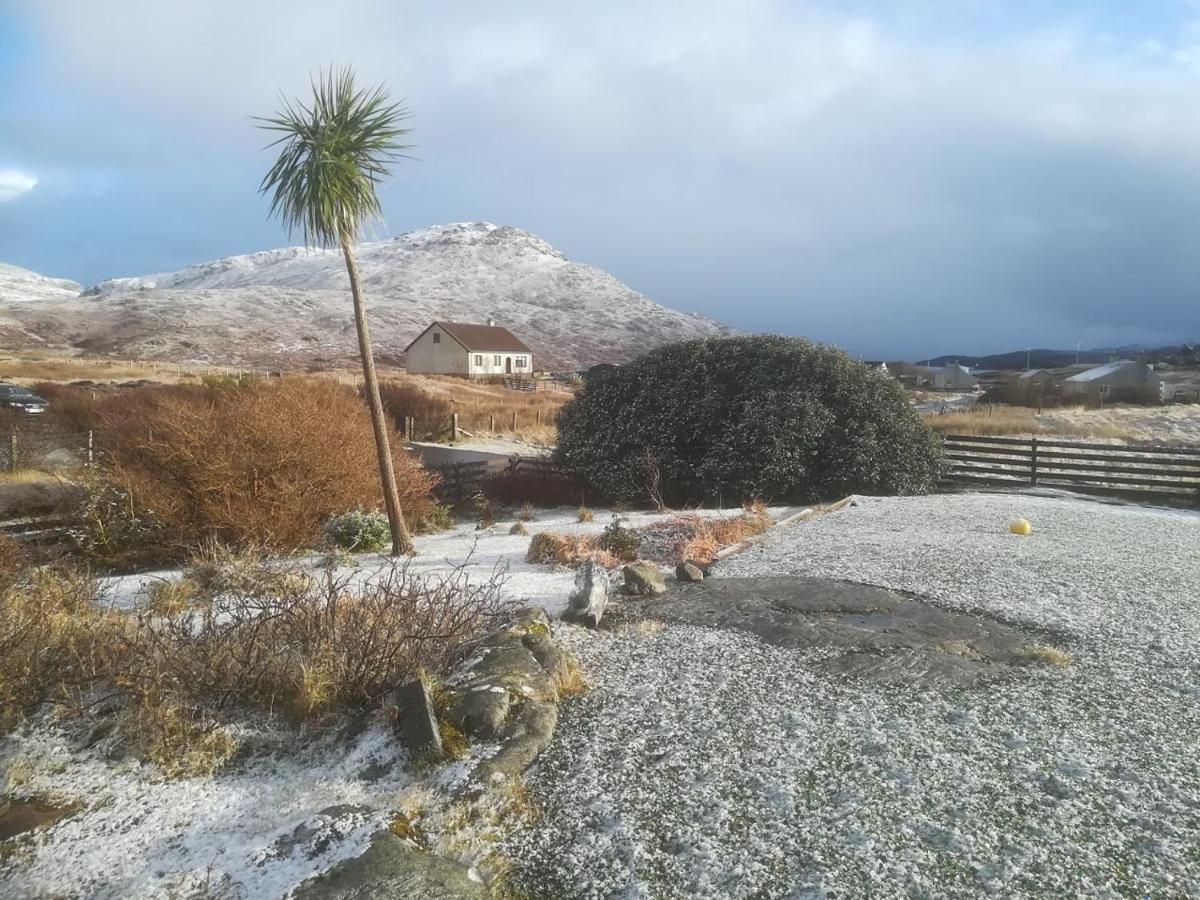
top-left (1030, 437), bottom-right (1039, 486)
top-left (451, 413), bottom-right (459, 442)
top-left (87, 430), bottom-right (95, 467)
top-left (8, 434), bottom-right (15, 473)
top-left (489, 414), bottom-right (495, 433)
top-left (404, 416), bottom-right (414, 441)
top-left (536, 409), bottom-right (542, 426)
top-left (511, 411), bottom-right (517, 431)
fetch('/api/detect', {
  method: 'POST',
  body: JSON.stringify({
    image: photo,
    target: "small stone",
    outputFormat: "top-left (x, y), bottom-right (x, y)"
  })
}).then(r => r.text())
top-left (676, 561), bottom-right (705, 582)
top-left (564, 560), bottom-right (608, 627)
top-left (623, 561), bottom-right (667, 595)
top-left (384, 678), bottom-right (442, 757)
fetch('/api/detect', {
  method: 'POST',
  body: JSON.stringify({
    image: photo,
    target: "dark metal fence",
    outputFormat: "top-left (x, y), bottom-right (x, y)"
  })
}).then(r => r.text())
top-left (941, 434), bottom-right (1200, 504)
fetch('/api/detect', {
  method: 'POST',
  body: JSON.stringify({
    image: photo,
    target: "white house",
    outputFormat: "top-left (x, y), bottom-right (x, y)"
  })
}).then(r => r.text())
top-left (1062, 360), bottom-right (1160, 402)
top-left (405, 321), bottom-right (533, 377)
top-left (933, 363), bottom-right (979, 391)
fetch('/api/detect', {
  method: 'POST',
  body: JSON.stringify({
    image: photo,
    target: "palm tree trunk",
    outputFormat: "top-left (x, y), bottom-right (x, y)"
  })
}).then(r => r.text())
top-left (340, 231), bottom-right (414, 556)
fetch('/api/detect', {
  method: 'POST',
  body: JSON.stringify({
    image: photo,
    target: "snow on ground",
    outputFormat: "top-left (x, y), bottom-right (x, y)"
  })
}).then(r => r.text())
top-left (1, 723), bottom-right (418, 900)
top-left (507, 492), bottom-right (1200, 898)
top-left (1036, 403), bottom-right (1200, 445)
top-left (2, 506), bottom-right (793, 899)
top-left (101, 506), bottom-right (791, 616)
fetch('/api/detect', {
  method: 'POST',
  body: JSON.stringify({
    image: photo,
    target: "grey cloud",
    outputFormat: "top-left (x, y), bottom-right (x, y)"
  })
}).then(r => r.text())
top-left (8, 0), bottom-right (1200, 356)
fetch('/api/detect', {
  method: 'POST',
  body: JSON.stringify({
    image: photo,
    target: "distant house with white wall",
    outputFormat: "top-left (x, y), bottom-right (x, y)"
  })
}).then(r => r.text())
top-left (1062, 360), bottom-right (1159, 402)
top-left (405, 321), bottom-right (533, 377)
top-left (932, 363), bottom-right (979, 391)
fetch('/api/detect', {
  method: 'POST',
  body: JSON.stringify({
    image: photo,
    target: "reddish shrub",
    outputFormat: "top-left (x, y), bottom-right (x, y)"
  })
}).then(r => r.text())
top-left (76, 379), bottom-right (435, 565)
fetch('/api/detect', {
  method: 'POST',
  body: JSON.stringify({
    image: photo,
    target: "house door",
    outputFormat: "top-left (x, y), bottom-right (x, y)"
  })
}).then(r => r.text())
top-left (505, 357), bottom-right (512, 374)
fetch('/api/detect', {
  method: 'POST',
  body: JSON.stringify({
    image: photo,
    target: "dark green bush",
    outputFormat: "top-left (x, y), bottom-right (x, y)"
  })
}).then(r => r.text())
top-left (554, 335), bottom-right (945, 505)
top-left (598, 521), bottom-right (639, 562)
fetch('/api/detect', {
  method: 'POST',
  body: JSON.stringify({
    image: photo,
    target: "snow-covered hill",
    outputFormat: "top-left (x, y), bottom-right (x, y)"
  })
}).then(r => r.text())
top-left (1, 223), bottom-right (729, 368)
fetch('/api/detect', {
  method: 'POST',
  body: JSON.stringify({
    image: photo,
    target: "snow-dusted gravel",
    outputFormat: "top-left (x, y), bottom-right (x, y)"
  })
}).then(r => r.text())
top-left (508, 492), bottom-right (1200, 898)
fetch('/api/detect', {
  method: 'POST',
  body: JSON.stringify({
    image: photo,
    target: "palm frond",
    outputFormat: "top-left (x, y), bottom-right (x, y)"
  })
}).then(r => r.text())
top-left (255, 66), bottom-right (413, 247)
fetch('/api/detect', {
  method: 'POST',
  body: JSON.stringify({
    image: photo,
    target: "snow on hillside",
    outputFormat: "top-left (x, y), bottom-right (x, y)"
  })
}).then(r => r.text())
top-left (0, 263), bottom-right (81, 303)
top-left (0, 223), bottom-right (729, 368)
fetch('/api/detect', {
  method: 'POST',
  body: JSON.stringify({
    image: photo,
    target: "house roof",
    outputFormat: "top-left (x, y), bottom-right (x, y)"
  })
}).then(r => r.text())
top-left (1064, 360), bottom-right (1137, 383)
top-left (942, 364), bottom-right (974, 375)
top-left (405, 321), bottom-right (532, 354)
top-left (1018, 369), bottom-right (1047, 380)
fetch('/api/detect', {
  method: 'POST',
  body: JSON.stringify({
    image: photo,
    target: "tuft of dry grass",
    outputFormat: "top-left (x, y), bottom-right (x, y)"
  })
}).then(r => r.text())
top-left (0, 565), bottom-right (124, 730)
top-left (127, 700), bottom-right (241, 778)
top-left (1017, 643), bottom-right (1073, 667)
top-left (644, 505), bottom-right (774, 565)
top-left (554, 658), bottom-right (588, 698)
top-left (576, 506), bottom-right (594, 523)
top-left (518, 502), bottom-right (536, 522)
top-left (509, 521), bottom-right (529, 536)
top-left (524, 531), bottom-right (621, 569)
top-left (145, 578), bottom-right (202, 617)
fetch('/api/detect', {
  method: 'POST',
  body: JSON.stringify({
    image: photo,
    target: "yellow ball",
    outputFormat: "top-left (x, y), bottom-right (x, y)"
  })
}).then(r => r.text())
top-left (1009, 518), bottom-right (1032, 536)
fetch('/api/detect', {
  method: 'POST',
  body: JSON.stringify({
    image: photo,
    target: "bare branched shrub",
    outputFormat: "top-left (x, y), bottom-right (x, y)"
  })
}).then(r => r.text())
top-left (122, 560), bottom-right (516, 722)
top-left (72, 379), bottom-right (436, 566)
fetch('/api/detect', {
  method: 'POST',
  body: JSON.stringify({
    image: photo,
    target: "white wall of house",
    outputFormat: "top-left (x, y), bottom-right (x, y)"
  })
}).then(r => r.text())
top-left (466, 350), bottom-right (532, 377)
top-left (405, 326), bottom-right (469, 375)
top-left (1062, 362), bottom-right (1160, 399)
top-left (933, 364), bottom-right (978, 391)
top-left (406, 325), bottom-right (533, 376)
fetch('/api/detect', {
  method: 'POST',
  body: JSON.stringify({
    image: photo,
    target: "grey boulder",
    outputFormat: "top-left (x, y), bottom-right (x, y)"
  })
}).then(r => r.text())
top-left (564, 560), bottom-right (608, 627)
top-left (623, 562), bottom-right (667, 596)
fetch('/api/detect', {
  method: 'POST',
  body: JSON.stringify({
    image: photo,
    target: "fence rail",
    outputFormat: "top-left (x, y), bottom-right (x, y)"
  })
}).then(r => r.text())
top-left (428, 454), bottom-right (566, 504)
top-left (941, 434), bottom-right (1200, 503)
top-left (0, 428), bottom-right (94, 472)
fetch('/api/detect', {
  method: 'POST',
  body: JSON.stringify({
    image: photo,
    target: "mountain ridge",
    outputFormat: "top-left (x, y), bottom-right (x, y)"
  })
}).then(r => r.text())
top-left (1, 223), bottom-right (730, 370)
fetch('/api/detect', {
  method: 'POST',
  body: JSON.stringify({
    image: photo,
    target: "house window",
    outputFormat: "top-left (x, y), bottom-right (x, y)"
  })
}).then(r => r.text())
top-left (516, 356), bottom-right (527, 368)
top-left (493, 355), bottom-right (501, 366)
top-left (1099, 384), bottom-right (1111, 399)
top-left (474, 354), bottom-right (482, 366)
top-left (432, 333), bottom-right (440, 344)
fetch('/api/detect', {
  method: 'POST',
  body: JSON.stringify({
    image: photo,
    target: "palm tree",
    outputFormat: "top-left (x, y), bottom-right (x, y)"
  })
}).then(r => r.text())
top-left (257, 67), bottom-right (415, 555)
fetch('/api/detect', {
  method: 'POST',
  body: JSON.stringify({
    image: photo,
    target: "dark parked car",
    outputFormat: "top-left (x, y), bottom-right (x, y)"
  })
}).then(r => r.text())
top-left (0, 384), bottom-right (49, 415)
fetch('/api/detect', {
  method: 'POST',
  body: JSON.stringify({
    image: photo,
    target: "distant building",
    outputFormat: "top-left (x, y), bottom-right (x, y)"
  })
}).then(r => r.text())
top-left (932, 363), bottom-right (979, 391)
top-left (1062, 360), bottom-right (1160, 402)
top-left (405, 321), bottom-right (532, 377)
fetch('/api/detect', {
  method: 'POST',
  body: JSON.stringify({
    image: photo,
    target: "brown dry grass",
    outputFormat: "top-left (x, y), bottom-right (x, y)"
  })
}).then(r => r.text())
top-left (0, 351), bottom-right (236, 385)
top-left (524, 531), bottom-right (622, 569)
top-left (380, 374), bottom-right (570, 444)
top-left (924, 405), bottom-right (1138, 441)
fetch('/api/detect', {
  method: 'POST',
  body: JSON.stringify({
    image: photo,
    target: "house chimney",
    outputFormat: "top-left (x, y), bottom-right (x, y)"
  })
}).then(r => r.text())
top-left (487, 318), bottom-right (496, 327)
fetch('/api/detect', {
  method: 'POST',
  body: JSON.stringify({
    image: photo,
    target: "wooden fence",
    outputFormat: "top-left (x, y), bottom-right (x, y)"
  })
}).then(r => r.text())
top-left (428, 455), bottom-right (569, 504)
top-left (941, 434), bottom-right (1200, 504)
top-left (0, 428), bottom-right (94, 472)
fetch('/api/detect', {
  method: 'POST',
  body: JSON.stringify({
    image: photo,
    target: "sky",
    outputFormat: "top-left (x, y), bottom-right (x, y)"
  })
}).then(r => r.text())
top-left (2, 1), bottom-right (1200, 360)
